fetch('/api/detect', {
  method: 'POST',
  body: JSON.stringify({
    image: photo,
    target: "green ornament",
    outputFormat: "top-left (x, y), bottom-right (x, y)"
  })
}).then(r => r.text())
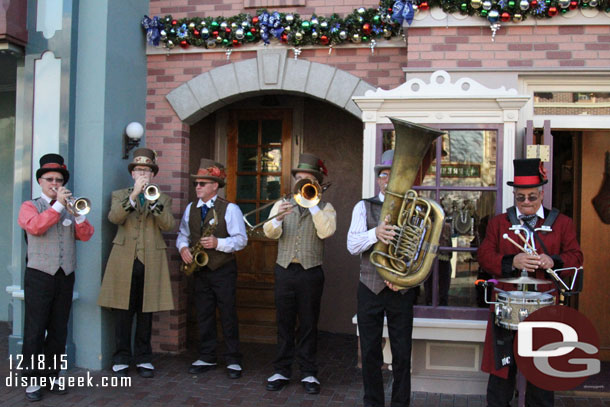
top-left (545, 0), bottom-right (551, 5)
top-left (461, 3), bottom-right (468, 10)
top-left (245, 31), bottom-right (254, 40)
top-left (222, 38), bottom-right (229, 46)
top-left (561, 7), bottom-right (569, 12)
top-left (301, 21), bottom-right (311, 31)
top-left (508, 0), bottom-right (516, 7)
top-left (362, 35), bottom-right (369, 42)
top-left (481, 8), bottom-right (489, 15)
top-left (373, 15), bottom-right (381, 24)
top-left (211, 21), bottom-right (219, 29)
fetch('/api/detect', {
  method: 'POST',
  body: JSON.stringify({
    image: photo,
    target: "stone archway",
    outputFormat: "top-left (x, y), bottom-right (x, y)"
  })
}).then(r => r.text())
top-left (165, 49), bottom-right (376, 124)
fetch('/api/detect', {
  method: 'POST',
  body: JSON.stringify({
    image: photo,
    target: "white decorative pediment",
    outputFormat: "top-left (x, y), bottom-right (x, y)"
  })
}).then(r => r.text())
top-left (363, 70), bottom-right (518, 99)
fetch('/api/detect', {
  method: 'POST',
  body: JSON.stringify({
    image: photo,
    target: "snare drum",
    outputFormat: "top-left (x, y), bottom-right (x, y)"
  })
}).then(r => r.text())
top-left (494, 291), bottom-right (554, 330)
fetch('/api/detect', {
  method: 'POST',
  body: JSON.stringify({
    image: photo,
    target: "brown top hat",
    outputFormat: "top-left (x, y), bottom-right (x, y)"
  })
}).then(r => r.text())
top-left (291, 153), bottom-right (327, 184)
top-left (191, 158), bottom-right (226, 188)
top-left (36, 153), bottom-right (70, 185)
top-left (374, 150), bottom-right (394, 177)
top-left (507, 158), bottom-right (548, 188)
top-left (128, 148), bottom-right (159, 176)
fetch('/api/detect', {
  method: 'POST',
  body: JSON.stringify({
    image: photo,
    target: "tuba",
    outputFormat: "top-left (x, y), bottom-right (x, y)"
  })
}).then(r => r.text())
top-left (369, 118), bottom-right (446, 290)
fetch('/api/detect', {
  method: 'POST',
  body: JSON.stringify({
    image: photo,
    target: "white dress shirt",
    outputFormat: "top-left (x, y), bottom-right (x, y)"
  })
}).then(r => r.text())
top-left (347, 193), bottom-right (385, 255)
top-left (515, 205), bottom-right (545, 221)
top-left (41, 191), bottom-right (86, 224)
top-left (176, 195), bottom-right (248, 253)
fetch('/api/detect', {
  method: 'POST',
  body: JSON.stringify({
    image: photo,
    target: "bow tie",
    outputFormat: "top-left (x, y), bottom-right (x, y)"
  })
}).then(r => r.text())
top-left (519, 214), bottom-right (538, 229)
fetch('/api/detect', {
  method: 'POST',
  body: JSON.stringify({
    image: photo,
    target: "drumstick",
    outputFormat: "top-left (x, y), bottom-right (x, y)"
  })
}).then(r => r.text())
top-left (502, 233), bottom-right (529, 253)
top-left (515, 230), bottom-right (537, 254)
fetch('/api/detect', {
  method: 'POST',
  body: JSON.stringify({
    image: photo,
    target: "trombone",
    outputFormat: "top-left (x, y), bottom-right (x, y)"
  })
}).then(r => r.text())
top-left (243, 179), bottom-right (330, 230)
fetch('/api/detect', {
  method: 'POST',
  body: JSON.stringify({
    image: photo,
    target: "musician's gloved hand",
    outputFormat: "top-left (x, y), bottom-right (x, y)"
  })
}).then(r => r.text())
top-left (200, 236), bottom-right (218, 249)
top-left (180, 246), bottom-right (193, 264)
top-left (512, 253), bottom-right (541, 272)
top-left (376, 214), bottom-right (396, 245)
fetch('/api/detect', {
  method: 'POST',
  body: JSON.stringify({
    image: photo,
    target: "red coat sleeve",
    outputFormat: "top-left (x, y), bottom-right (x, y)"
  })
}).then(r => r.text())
top-left (18, 201), bottom-right (61, 236)
top-left (75, 219), bottom-right (94, 241)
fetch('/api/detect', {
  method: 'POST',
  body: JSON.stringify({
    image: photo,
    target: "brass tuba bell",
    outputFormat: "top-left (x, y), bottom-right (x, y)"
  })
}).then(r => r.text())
top-left (369, 118), bottom-right (446, 290)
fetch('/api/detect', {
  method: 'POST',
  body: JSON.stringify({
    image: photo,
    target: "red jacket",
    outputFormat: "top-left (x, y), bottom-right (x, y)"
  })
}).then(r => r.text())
top-left (477, 208), bottom-right (583, 377)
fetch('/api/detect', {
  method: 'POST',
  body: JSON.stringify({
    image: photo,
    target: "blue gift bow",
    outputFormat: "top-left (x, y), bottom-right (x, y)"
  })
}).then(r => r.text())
top-left (141, 15), bottom-right (161, 46)
top-left (392, 0), bottom-right (415, 26)
top-left (258, 11), bottom-right (284, 44)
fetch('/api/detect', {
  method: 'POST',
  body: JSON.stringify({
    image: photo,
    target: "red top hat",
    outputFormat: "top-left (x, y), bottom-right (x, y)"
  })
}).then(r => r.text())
top-left (507, 158), bottom-right (548, 188)
top-left (36, 154), bottom-right (69, 185)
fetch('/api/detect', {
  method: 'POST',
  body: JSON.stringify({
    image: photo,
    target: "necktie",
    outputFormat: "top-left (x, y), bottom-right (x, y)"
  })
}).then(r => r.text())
top-left (50, 200), bottom-right (56, 206)
top-left (519, 214), bottom-right (537, 229)
top-left (138, 193), bottom-right (145, 207)
top-left (201, 205), bottom-right (209, 221)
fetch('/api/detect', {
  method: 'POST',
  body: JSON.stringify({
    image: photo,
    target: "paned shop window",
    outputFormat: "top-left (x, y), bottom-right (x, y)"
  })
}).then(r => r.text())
top-left (381, 127), bottom-right (500, 317)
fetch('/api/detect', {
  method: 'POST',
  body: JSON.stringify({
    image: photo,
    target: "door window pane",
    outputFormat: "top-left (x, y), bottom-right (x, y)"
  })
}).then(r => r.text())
top-left (261, 120), bottom-right (282, 144)
top-left (238, 148), bottom-right (258, 171)
top-left (261, 176), bottom-right (281, 200)
top-left (441, 130), bottom-right (497, 187)
top-left (237, 176), bottom-right (257, 200)
top-left (238, 120), bottom-right (258, 145)
top-left (261, 147), bottom-right (281, 172)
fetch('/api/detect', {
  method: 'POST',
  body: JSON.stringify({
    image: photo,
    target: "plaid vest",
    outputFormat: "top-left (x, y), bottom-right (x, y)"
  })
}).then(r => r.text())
top-left (26, 198), bottom-right (77, 275)
top-left (188, 198), bottom-right (234, 271)
top-left (276, 198), bottom-right (326, 270)
top-left (360, 198), bottom-right (388, 294)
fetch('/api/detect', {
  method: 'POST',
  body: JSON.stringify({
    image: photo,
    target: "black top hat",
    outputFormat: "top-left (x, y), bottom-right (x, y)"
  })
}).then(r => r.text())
top-left (191, 158), bottom-right (226, 188)
top-left (128, 148), bottom-right (159, 176)
top-left (507, 158), bottom-right (548, 188)
top-left (36, 154), bottom-right (69, 185)
top-left (291, 153), bottom-right (327, 184)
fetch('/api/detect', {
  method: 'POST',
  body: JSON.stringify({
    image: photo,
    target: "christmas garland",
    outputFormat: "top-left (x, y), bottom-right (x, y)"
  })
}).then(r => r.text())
top-left (141, 0), bottom-right (610, 49)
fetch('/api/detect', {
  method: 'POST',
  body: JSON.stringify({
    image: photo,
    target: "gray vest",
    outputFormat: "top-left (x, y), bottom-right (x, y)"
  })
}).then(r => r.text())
top-left (360, 198), bottom-right (388, 294)
top-left (26, 198), bottom-right (77, 275)
top-left (276, 198), bottom-right (326, 270)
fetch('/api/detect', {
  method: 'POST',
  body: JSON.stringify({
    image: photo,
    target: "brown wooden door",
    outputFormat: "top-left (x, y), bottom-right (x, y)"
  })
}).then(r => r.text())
top-left (226, 109), bottom-right (292, 343)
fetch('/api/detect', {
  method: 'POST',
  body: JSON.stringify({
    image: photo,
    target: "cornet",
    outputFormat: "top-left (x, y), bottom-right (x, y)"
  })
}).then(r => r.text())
top-left (51, 187), bottom-right (91, 216)
top-left (243, 179), bottom-right (330, 230)
top-left (143, 183), bottom-right (160, 201)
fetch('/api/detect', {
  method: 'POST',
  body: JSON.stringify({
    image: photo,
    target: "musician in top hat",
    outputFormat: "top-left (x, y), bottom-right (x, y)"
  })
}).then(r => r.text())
top-left (176, 158), bottom-right (247, 379)
top-left (98, 148), bottom-right (175, 379)
top-left (263, 153), bottom-right (336, 394)
top-left (478, 158), bottom-right (583, 407)
top-left (347, 149), bottom-right (417, 407)
top-left (18, 153), bottom-right (94, 401)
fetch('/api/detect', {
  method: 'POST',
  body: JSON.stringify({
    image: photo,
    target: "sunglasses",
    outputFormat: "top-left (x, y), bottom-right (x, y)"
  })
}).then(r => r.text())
top-left (193, 181), bottom-right (215, 187)
top-left (41, 177), bottom-right (64, 183)
top-left (514, 194), bottom-right (540, 203)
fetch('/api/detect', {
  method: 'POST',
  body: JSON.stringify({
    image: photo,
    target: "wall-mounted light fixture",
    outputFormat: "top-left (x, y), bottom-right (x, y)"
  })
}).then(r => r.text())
top-left (123, 122), bottom-right (144, 159)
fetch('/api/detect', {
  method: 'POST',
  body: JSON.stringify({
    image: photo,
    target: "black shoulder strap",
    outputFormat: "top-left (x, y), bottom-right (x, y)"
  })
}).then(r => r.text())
top-left (507, 206), bottom-right (520, 226)
top-left (542, 208), bottom-right (560, 228)
top-left (365, 196), bottom-right (382, 205)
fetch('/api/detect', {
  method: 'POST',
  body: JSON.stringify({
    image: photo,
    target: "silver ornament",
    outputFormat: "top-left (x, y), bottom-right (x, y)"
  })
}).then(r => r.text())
top-left (483, 0), bottom-right (493, 10)
top-left (311, 30), bottom-right (319, 39)
top-left (235, 29), bottom-right (245, 39)
top-left (295, 32), bottom-right (303, 41)
top-left (589, 0), bottom-right (598, 5)
top-left (339, 30), bottom-right (348, 40)
top-left (520, 0), bottom-right (530, 10)
top-left (220, 21), bottom-right (228, 30)
top-left (320, 21), bottom-right (328, 29)
top-left (160, 30), bottom-right (167, 40)
top-left (471, 0), bottom-right (483, 8)
top-left (188, 22), bottom-right (195, 30)
top-left (311, 17), bottom-right (319, 26)
top-left (357, 7), bottom-right (366, 14)
top-left (167, 40), bottom-right (175, 49)
top-left (286, 14), bottom-right (294, 23)
top-left (241, 21), bottom-right (249, 28)
top-left (285, 26), bottom-right (291, 33)
top-left (352, 33), bottom-right (361, 43)
top-left (558, 0), bottom-right (570, 7)
top-left (206, 39), bottom-right (216, 48)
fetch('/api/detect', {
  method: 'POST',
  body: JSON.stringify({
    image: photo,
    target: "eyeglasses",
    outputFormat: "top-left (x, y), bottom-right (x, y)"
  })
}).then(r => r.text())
top-left (378, 173), bottom-right (389, 179)
top-left (193, 181), bottom-right (215, 187)
top-left (41, 177), bottom-right (64, 183)
top-left (133, 168), bottom-right (152, 173)
top-left (514, 194), bottom-right (540, 203)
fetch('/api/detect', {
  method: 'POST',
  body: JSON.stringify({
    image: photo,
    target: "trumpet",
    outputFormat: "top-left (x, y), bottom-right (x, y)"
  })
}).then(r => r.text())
top-left (51, 187), bottom-right (91, 216)
top-left (143, 183), bottom-right (160, 201)
top-left (243, 179), bottom-right (330, 230)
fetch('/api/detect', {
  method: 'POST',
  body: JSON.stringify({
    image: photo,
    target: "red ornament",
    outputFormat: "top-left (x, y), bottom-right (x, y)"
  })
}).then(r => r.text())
top-left (213, 30), bottom-right (219, 37)
top-left (548, 6), bottom-right (558, 15)
top-left (252, 16), bottom-right (259, 24)
top-left (501, 12), bottom-right (511, 21)
top-left (194, 30), bottom-right (200, 36)
top-left (569, 0), bottom-right (578, 8)
top-left (419, 2), bottom-right (430, 10)
top-left (171, 19), bottom-right (177, 25)
top-left (388, 7), bottom-right (393, 13)
top-left (250, 28), bottom-right (257, 33)
top-left (180, 40), bottom-right (188, 48)
top-left (531, 0), bottom-right (537, 6)
top-left (320, 35), bottom-right (329, 45)
top-left (363, 23), bottom-right (372, 35)
top-left (225, 28), bottom-right (231, 33)
top-left (281, 33), bottom-right (288, 42)
top-left (233, 39), bottom-right (239, 46)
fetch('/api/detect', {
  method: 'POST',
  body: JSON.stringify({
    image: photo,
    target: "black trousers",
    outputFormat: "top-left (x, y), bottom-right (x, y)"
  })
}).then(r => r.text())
top-left (273, 263), bottom-right (324, 379)
top-left (22, 267), bottom-right (75, 380)
top-left (113, 259), bottom-right (152, 365)
top-left (357, 282), bottom-right (416, 407)
top-left (194, 259), bottom-right (241, 365)
top-left (487, 355), bottom-right (554, 407)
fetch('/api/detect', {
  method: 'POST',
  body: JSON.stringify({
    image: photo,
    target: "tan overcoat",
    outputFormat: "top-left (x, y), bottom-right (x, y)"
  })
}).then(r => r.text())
top-left (98, 188), bottom-right (175, 312)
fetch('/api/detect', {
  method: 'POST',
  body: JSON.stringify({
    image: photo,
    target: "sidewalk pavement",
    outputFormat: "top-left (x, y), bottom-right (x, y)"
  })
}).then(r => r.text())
top-left (1, 322), bottom-right (608, 406)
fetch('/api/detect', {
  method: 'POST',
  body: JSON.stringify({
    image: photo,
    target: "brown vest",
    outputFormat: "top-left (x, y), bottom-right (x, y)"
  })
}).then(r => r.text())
top-left (361, 198), bottom-right (388, 294)
top-left (188, 198), bottom-right (234, 271)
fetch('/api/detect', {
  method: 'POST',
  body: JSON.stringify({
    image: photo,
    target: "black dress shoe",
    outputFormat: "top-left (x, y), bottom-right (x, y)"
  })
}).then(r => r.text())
top-left (302, 381), bottom-right (320, 394)
top-left (136, 366), bottom-right (155, 378)
top-left (25, 389), bottom-right (43, 402)
top-left (188, 364), bottom-right (216, 374)
top-left (266, 379), bottom-right (289, 391)
top-left (227, 368), bottom-right (242, 379)
top-left (113, 367), bottom-right (129, 377)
